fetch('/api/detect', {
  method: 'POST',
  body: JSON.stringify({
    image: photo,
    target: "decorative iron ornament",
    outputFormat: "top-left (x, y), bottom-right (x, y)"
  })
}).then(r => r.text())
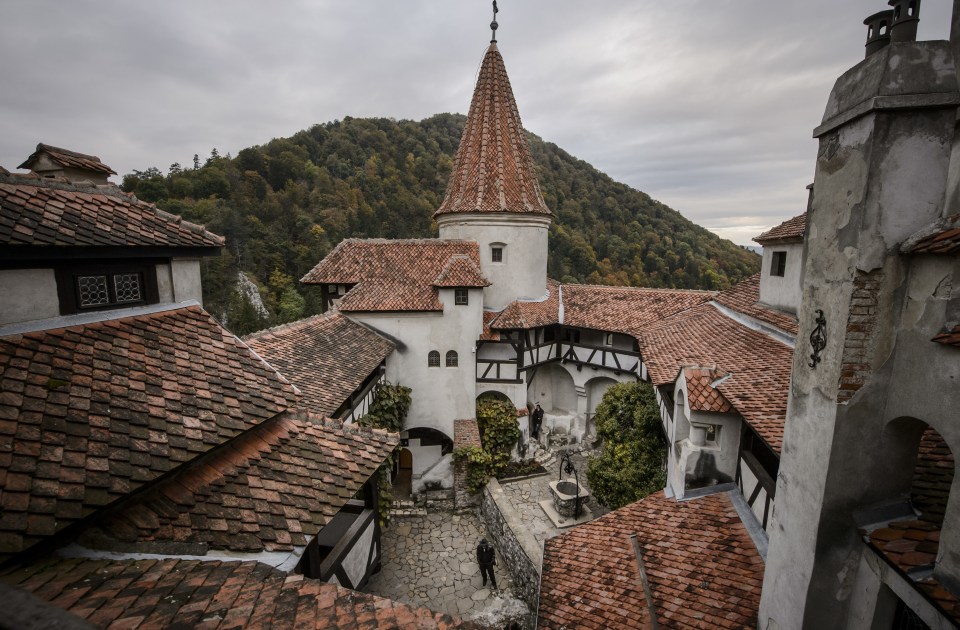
top-left (490, 1), bottom-right (499, 43)
top-left (809, 309), bottom-right (827, 368)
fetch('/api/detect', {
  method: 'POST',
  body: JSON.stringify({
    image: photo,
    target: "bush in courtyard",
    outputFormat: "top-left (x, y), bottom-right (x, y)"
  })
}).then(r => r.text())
top-left (586, 381), bottom-right (667, 510)
top-left (476, 396), bottom-right (521, 478)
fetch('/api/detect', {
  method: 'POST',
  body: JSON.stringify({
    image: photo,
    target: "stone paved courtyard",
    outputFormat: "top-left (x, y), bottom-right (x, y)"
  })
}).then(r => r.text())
top-left (498, 451), bottom-right (609, 551)
top-left (363, 449), bottom-right (606, 625)
top-left (363, 511), bottom-right (521, 621)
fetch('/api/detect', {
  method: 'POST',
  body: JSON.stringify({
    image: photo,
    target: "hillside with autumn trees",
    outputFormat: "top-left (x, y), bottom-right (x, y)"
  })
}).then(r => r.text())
top-left (121, 114), bottom-right (760, 335)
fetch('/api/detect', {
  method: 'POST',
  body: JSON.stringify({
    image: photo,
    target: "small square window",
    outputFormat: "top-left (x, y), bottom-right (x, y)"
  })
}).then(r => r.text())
top-left (491, 247), bottom-right (503, 263)
top-left (771, 251), bottom-right (787, 277)
top-left (704, 424), bottom-right (720, 445)
top-left (327, 284), bottom-right (339, 294)
top-left (603, 333), bottom-right (614, 346)
top-left (78, 275), bottom-right (110, 308)
top-left (455, 288), bottom-right (468, 305)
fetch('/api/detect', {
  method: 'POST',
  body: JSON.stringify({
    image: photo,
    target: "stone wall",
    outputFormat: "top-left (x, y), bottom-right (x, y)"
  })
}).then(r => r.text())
top-left (453, 419), bottom-right (481, 511)
top-left (480, 479), bottom-right (541, 625)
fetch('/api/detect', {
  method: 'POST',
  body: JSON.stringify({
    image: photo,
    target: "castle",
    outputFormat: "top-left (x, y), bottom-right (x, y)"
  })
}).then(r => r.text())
top-left (0, 1), bottom-right (958, 628)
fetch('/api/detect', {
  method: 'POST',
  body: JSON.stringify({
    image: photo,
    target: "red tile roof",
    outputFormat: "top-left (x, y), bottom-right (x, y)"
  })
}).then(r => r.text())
top-left (0, 557), bottom-right (481, 629)
top-left (713, 274), bottom-right (799, 335)
top-left (932, 325), bottom-right (960, 348)
top-left (0, 172), bottom-right (224, 250)
top-left (245, 313), bottom-right (394, 417)
top-left (480, 311), bottom-right (501, 341)
top-left (683, 367), bottom-right (734, 413)
top-left (18, 144), bottom-right (117, 176)
top-left (300, 239), bottom-right (486, 312)
top-left (562, 284), bottom-right (713, 336)
top-left (489, 279), bottom-right (561, 330)
top-left (753, 212), bottom-right (806, 244)
top-left (434, 44), bottom-right (551, 218)
top-left (639, 303), bottom-right (793, 452)
top-left (905, 214), bottom-right (960, 255)
top-left (538, 491), bottom-right (764, 629)
top-left (433, 255), bottom-right (490, 288)
top-left (85, 411), bottom-right (397, 553)
top-left (0, 305), bottom-right (299, 561)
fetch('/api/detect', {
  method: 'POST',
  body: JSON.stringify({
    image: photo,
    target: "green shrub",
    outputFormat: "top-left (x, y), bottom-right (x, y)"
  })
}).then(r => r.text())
top-left (453, 445), bottom-right (493, 494)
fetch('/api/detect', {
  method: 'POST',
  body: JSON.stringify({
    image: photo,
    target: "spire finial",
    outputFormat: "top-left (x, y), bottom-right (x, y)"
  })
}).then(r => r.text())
top-left (490, 1), bottom-right (499, 43)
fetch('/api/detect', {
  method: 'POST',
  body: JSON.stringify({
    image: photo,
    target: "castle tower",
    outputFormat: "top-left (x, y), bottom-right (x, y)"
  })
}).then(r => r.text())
top-left (434, 41), bottom-right (553, 311)
top-left (760, 2), bottom-right (960, 627)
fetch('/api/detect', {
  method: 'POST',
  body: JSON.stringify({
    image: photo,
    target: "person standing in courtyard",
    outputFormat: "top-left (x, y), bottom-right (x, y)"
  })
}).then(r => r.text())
top-left (531, 403), bottom-right (544, 440)
top-left (477, 538), bottom-right (497, 589)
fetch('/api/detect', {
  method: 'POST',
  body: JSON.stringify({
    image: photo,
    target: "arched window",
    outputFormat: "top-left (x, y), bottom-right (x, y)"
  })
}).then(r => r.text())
top-left (428, 351), bottom-right (440, 367)
top-left (446, 350), bottom-right (459, 367)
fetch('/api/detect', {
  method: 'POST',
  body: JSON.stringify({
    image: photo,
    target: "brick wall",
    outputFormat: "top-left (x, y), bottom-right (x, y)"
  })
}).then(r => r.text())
top-left (453, 418), bottom-right (482, 510)
top-left (837, 270), bottom-right (883, 403)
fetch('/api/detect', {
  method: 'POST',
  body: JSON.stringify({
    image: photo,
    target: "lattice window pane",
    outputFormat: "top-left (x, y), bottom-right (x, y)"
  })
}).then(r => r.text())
top-left (113, 273), bottom-right (142, 303)
top-left (77, 275), bottom-right (109, 307)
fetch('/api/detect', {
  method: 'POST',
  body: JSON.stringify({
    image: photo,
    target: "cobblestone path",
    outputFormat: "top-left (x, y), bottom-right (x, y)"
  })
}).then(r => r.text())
top-left (363, 511), bottom-right (518, 620)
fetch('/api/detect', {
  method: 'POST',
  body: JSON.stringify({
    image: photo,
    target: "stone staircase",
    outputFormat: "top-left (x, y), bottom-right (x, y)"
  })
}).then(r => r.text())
top-left (389, 498), bottom-right (426, 518)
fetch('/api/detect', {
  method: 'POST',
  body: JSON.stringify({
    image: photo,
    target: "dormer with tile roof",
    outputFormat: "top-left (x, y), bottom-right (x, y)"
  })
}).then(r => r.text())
top-left (0, 148), bottom-right (223, 327)
top-left (18, 143), bottom-right (118, 185)
top-left (434, 43), bottom-right (552, 311)
top-left (754, 211), bottom-right (807, 314)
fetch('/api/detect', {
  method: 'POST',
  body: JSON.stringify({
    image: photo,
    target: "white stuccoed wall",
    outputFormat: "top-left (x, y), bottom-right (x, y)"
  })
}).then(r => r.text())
top-left (0, 268), bottom-right (60, 325)
top-left (758, 242), bottom-right (804, 313)
top-left (348, 286), bottom-right (483, 440)
top-left (437, 214), bottom-right (551, 310)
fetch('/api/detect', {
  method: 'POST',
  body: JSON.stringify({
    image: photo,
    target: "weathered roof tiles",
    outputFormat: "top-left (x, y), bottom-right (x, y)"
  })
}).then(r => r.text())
top-left (0, 305), bottom-right (299, 561)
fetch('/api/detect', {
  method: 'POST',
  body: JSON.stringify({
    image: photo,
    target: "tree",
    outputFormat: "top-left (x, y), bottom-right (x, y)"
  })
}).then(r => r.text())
top-left (586, 382), bottom-right (667, 509)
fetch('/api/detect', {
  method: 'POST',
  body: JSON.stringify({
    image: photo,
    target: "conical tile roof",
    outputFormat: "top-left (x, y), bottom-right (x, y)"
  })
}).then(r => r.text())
top-left (434, 44), bottom-right (552, 218)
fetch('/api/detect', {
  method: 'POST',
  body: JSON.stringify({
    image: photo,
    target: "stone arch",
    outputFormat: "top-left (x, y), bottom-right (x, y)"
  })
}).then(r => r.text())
top-left (398, 426), bottom-right (454, 494)
top-left (875, 417), bottom-right (957, 588)
top-left (527, 362), bottom-right (576, 414)
top-left (477, 389), bottom-right (512, 405)
top-left (585, 376), bottom-right (617, 437)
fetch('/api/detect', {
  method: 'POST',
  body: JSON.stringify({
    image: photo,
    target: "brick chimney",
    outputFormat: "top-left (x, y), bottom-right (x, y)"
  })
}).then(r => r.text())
top-left (864, 10), bottom-right (894, 57)
top-left (888, 0), bottom-right (921, 43)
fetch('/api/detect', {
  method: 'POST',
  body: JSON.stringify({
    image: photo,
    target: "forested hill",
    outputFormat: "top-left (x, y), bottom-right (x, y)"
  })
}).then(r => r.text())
top-left (121, 114), bottom-right (760, 335)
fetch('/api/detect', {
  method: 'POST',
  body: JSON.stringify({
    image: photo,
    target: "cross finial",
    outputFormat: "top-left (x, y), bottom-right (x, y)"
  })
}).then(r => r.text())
top-left (491, 1), bottom-right (499, 43)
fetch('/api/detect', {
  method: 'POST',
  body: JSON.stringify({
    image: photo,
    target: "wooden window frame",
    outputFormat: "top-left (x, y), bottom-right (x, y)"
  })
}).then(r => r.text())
top-left (428, 350), bottom-right (441, 368)
top-left (445, 350), bottom-right (459, 368)
top-left (770, 251), bottom-right (787, 277)
top-left (454, 288), bottom-right (469, 305)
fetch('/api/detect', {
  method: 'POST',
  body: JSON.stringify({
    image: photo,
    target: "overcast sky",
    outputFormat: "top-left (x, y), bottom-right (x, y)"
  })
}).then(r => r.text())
top-left (1, 1), bottom-right (953, 245)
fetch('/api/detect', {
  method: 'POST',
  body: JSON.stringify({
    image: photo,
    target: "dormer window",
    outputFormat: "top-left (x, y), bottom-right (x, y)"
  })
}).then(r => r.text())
top-left (56, 263), bottom-right (159, 315)
top-left (771, 251), bottom-right (787, 277)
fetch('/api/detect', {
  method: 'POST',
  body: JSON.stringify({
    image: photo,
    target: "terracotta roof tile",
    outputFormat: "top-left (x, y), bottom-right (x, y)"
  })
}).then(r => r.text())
top-left (0, 305), bottom-right (299, 561)
top-left (480, 311), bottom-right (501, 341)
top-left (489, 279), bottom-right (561, 329)
top-left (0, 172), bottom-right (223, 250)
top-left (538, 491), bottom-right (763, 629)
top-left (683, 367), bottom-right (734, 413)
top-left (85, 411), bottom-right (397, 553)
top-left (245, 313), bottom-right (394, 417)
top-left (753, 212), bottom-right (806, 244)
top-left (712, 274), bottom-right (799, 335)
top-left (301, 239), bottom-right (484, 312)
top-left (932, 325), bottom-right (960, 348)
top-left (905, 214), bottom-right (960, 255)
top-left (0, 557), bottom-right (481, 628)
top-left (562, 284), bottom-right (713, 336)
top-left (433, 255), bottom-right (490, 287)
top-left (639, 303), bottom-right (793, 452)
top-left (435, 44), bottom-right (551, 218)
top-left (18, 144), bottom-right (117, 176)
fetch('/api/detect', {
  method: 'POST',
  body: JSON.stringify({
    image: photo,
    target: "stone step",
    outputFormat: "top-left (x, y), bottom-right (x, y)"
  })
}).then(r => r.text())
top-left (390, 507), bottom-right (428, 517)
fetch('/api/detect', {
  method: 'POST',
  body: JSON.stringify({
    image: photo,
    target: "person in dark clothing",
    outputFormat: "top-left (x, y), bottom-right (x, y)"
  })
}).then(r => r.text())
top-left (531, 403), bottom-right (544, 439)
top-left (477, 538), bottom-right (497, 588)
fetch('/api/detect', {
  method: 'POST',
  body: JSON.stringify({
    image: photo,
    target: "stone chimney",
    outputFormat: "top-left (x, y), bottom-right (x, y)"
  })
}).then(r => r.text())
top-left (864, 10), bottom-right (894, 57)
top-left (888, 0), bottom-right (921, 43)
top-left (17, 143), bottom-right (116, 185)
